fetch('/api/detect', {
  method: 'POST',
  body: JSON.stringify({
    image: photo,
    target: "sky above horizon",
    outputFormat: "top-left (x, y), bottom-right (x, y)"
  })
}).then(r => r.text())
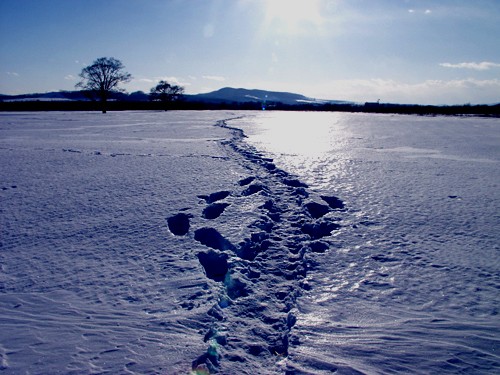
top-left (1, 0), bottom-right (499, 105)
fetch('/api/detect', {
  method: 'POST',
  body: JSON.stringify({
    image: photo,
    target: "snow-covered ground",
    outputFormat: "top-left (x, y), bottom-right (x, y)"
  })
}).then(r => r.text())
top-left (233, 112), bottom-right (500, 374)
top-left (1, 111), bottom-right (499, 374)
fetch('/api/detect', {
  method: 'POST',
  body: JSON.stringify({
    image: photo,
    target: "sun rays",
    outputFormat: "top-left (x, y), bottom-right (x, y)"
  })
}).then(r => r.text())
top-left (262, 0), bottom-right (325, 35)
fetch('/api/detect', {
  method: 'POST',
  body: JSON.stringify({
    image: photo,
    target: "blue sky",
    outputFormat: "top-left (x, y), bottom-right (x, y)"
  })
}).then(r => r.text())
top-left (1, 0), bottom-right (499, 104)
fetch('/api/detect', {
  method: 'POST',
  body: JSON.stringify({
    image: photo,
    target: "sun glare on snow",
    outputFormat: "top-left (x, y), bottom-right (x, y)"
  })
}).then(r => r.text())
top-left (263, 0), bottom-right (324, 34)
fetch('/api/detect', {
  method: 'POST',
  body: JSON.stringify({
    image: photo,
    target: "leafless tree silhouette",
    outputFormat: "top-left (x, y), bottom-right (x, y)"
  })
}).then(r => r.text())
top-left (76, 57), bottom-right (132, 113)
top-left (149, 80), bottom-right (184, 110)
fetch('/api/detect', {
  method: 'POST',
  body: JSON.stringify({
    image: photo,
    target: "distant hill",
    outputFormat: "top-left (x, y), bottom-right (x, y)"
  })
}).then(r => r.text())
top-left (0, 91), bottom-right (148, 102)
top-left (0, 91), bottom-right (83, 102)
top-left (187, 87), bottom-right (349, 106)
top-left (0, 87), bottom-right (349, 106)
top-left (189, 87), bottom-right (309, 105)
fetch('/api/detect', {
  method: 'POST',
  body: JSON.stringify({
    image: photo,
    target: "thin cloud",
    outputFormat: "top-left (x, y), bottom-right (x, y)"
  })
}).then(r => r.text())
top-left (6, 71), bottom-right (19, 76)
top-left (440, 61), bottom-right (500, 70)
top-left (132, 76), bottom-right (190, 86)
top-left (64, 74), bottom-right (76, 80)
top-left (127, 76), bottom-right (192, 94)
top-left (408, 9), bottom-right (431, 14)
top-left (134, 78), bottom-right (155, 83)
top-left (202, 75), bottom-right (226, 82)
top-left (156, 76), bottom-right (191, 86)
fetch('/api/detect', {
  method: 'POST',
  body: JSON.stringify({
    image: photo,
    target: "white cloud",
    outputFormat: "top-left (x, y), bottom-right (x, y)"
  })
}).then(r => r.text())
top-left (439, 61), bottom-right (500, 70)
top-left (157, 76), bottom-right (191, 86)
top-left (6, 71), bottom-right (19, 76)
top-left (408, 9), bottom-right (431, 15)
top-left (133, 76), bottom-right (190, 85)
top-left (134, 78), bottom-right (155, 83)
top-left (64, 74), bottom-right (76, 80)
top-left (202, 75), bottom-right (226, 82)
top-left (127, 76), bottom-right (192, 93)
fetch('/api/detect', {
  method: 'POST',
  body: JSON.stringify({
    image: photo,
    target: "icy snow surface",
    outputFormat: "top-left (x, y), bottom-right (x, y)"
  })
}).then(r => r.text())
top-left (1, 111), bottom-right (499, 374)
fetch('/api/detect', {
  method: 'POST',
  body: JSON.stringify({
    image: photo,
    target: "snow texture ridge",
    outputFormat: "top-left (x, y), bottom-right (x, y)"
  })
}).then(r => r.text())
top-left (166, 119), bottom-right (345, 374)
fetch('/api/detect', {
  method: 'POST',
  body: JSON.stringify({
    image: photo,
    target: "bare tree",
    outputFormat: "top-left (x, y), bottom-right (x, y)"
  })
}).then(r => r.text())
top-left (149, 80), bottom-right (184, 110)
top-left (76, 57), bottom-right (132, 113)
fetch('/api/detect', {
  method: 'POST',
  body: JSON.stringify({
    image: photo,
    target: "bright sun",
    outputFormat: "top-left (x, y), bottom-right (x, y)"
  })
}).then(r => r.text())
top-left (263, 0), bottom-right (324, 34)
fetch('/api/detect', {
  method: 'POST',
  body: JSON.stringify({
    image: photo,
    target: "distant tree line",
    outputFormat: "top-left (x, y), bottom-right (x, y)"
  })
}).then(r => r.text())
top-left (2, 98), bottom-right (498, 117)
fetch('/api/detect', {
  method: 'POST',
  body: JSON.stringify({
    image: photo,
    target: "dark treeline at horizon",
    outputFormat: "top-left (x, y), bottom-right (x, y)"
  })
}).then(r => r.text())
top-left (1, 99), bottom-right (499, 117)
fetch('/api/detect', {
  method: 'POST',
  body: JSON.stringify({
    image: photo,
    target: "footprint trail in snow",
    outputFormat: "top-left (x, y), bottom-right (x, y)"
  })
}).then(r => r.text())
top-left (167, 119), bottom-right (345, 374)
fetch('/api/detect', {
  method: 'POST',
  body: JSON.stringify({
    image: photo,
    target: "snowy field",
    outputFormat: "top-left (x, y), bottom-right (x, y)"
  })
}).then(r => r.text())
top-left (1, 111), bottom-right (499, 374)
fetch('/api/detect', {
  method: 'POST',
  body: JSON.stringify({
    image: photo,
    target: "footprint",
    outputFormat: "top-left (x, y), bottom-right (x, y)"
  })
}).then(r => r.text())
top-left (262, 161), bottom-right (276, 171)
top-left (304, 202), bottom-right (330, 219)
top-left (62, 148), bottom-right (82, 153)
top-left (1, 185), bottom-right (17, 191)
top-left (192, 348), bottom-right (220, 374)
top-left (242, 183), bottom-right (266, 196)
top-left (167, 213), bottom-right (191, 236)
top-left (203, 203), bottom-right (230, 220)
top-left (204, 327), bottom-right (227, 346)
top-left (237, 232), bottom-right (271, 261)
top-left (292, 187), bottom-right (309, 198)
top-left (225, 273), bottom-right (250, 300)
top-left (301, 220), bottom-right (340, 239)
top-left (283, 178), bottom-right (308, 188)
top-left (197, 250), bottom-right (228, 282)
top-left (309, 241), bottom-right (329, 253)
top-left (320, 195), bottom-right (345, 210)
top-left (238, 176), bottom-right (255, 186)
top-left (194, 227), bottom-right (236, 251)
top-left (260, 199), bottom-right (281, 222)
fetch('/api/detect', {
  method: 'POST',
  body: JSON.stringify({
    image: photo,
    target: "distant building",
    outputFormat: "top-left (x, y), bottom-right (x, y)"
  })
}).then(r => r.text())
top-left (364, 99), bottom-right (380, 108)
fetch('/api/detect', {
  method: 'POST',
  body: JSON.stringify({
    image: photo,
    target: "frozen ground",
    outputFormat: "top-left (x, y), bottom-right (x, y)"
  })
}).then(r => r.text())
top-left (1, 111), bottom-right (499, 374)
